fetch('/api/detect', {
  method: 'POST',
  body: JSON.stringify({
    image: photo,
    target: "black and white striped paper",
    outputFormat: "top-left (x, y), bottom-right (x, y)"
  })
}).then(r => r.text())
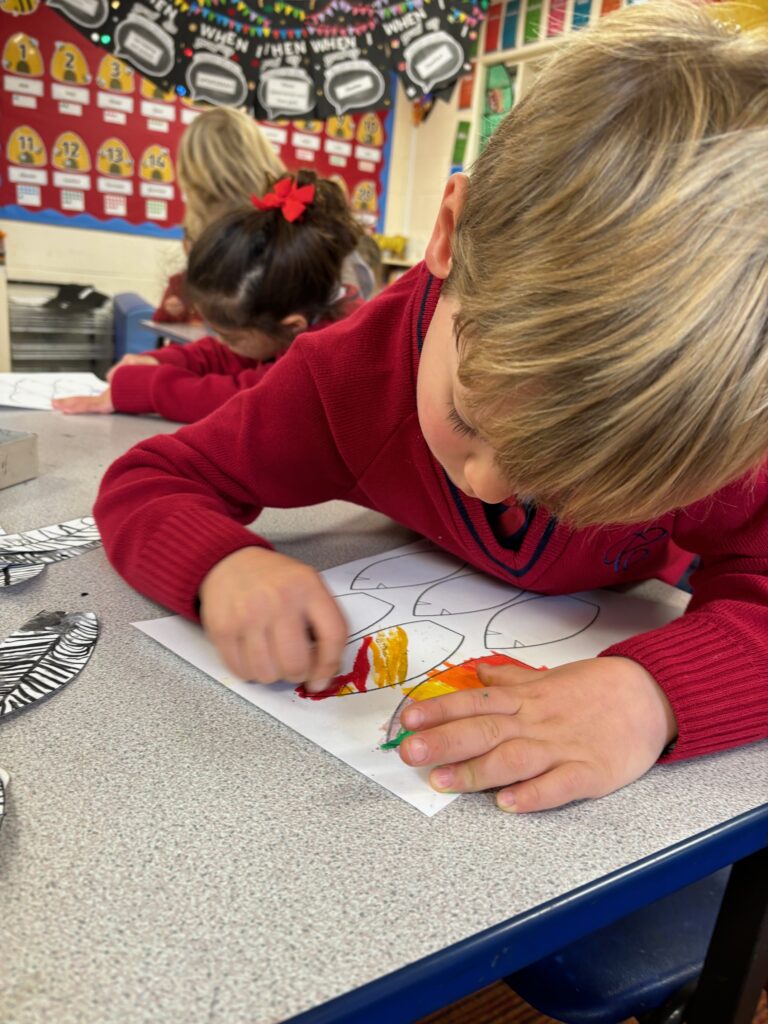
top-left (0, 610), bottom-right (99, 719)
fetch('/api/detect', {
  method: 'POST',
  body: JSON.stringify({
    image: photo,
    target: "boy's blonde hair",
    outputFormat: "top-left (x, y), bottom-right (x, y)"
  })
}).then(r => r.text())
top-left (177, 107), bottom-right (286, 243)
top-left (452, 1), bottom-right (768, 527)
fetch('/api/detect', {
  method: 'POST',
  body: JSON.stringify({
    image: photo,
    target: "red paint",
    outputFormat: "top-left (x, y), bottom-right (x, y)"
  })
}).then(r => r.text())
top-left (296, 634), bottom-right (373, 701)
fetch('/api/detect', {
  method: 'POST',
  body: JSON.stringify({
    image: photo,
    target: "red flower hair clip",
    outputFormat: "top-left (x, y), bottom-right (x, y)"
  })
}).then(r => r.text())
top-left (251, 178), bottom-right (316, 223)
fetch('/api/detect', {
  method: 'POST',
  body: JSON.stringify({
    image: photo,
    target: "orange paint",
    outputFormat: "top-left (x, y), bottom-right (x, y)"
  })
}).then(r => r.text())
top-left (405, 652), bottom-right (545, 701)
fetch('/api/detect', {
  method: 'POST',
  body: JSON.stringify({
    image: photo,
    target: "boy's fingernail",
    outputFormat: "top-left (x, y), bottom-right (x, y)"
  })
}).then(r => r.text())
top-left (304, 678), bottom-right (330, 693)
top-left (405, 737), bottom-right (428, 763)
top-left (497, 791), bottom-right (517, 811)
top-left (402, 707), bottom-right (423, 728)
top-left (431, 767), bottom-right (454, 790)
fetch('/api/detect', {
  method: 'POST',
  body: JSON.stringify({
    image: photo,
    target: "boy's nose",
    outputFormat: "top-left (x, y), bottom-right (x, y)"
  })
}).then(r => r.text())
top-left (464, 460), bottom-right (512, 505)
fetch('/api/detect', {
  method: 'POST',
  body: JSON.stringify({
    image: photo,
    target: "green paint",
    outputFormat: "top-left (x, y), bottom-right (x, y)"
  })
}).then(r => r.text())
top-left (380, 728), bottom-right (414, 751)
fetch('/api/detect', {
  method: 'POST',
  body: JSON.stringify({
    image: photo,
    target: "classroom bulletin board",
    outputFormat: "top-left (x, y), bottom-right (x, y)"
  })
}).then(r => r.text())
top-left (0, 2), bottom-right (392, 236)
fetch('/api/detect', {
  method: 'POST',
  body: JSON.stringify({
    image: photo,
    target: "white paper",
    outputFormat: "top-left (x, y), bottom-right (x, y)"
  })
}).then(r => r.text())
top-left (134, 540), bottom-right (683, 816)
top-left (0, 373), bottom-right (108, 410)
top-left (140, 321), bottom-right (208, 345)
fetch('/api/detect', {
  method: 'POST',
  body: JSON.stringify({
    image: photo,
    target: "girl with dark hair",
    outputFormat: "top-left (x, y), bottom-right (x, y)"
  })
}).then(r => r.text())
top-left (54, 171), bottom-right (362, 423)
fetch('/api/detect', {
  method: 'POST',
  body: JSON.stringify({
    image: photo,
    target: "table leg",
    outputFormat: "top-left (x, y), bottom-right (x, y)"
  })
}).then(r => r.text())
top-left (685, 844), bottom-right (768, 1024)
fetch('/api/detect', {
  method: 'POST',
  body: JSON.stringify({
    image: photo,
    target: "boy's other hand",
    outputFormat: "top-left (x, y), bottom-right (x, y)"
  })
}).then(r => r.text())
top-left (199, 547), bottom-right (349, 690)
top-left (52, 388), bottom-right (114, 415)
top-left (106, 353), bottom-right (159, 382)
top-left (398, 657), bottom-right (678, 813)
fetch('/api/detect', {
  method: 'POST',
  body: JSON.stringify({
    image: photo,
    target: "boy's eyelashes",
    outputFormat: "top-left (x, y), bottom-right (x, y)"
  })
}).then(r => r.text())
top-left (447, 403), bottom-right (478, 438)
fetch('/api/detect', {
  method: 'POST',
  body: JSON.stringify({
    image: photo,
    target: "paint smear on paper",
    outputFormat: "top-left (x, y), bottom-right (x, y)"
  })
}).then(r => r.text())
top-left (404, 652), bottom-right (542, 701)
top-left (297, 626), bottom-right (408, 700)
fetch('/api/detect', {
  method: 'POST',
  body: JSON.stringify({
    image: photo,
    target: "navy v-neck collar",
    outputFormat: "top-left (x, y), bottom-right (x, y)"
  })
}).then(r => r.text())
top-left (412, 269), bottom-right (562, 585)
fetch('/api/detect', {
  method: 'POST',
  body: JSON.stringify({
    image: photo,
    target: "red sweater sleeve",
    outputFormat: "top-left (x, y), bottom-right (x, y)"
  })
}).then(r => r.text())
top-left (602, 467), bottom-right (768, 762)
top-left (94, 342), bottom-right (355, 619)
top-left (110, 361), bottom-right (275, 423)
top-left (140, 336), bottom-right (257, 374)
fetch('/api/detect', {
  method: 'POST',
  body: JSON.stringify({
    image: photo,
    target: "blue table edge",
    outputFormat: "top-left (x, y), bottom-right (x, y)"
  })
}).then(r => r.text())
top-left (286, 802), bottom-right (768, 1024)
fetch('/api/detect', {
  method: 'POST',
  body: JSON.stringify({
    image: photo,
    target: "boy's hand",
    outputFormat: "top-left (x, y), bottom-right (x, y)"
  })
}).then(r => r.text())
top-left (399, 657), bottom-right (677, 813)
top-left (106, 354), bottom-right (159, 382)
top-left (52, 388), bottom-right (114, 415)
top-left (199, 547), bottom-right (349, 691)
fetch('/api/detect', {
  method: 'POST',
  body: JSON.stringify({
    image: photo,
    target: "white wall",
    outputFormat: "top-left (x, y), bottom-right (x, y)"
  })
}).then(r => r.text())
top-left (0, 219), bottom-right (183, 306)
top-left (384, 82), bottom-right (466, 263)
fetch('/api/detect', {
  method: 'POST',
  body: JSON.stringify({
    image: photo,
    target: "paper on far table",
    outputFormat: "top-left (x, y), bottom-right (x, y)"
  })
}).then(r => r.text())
top-left (141, 320), bottom-right (208, 345)
top-left (134, 540), bottom-right (684, 816)
top-left (0, 373), bottom-right (108, 410)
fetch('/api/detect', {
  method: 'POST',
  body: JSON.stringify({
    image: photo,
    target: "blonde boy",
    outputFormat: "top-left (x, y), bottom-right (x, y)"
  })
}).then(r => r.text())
top-left (95, 2), bottom-right (768, 811)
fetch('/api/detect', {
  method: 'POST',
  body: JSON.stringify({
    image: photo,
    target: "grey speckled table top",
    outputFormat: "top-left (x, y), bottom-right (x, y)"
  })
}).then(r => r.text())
top-left (0, 410), bottom-right (766, 1024)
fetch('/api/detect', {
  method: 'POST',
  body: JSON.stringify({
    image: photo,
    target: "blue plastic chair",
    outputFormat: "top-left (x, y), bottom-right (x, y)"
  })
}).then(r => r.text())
top-left (506, 843), bottom-right (768, 1024)
top-left (113, 292), bottom-right (158, 360)
top-left (505, 868), bottom-right (729, 1024)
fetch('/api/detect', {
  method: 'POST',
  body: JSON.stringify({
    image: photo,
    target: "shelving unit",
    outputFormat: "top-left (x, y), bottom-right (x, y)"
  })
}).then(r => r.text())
top-left (466, 0), bottom-right (640, 165)
top-left (8, 282), bottom-right (112, 375)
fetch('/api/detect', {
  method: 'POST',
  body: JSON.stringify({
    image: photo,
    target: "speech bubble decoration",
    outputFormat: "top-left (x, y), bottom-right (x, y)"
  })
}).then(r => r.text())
top-left (114, 17), bottom-right (174, 78)
top-left (403, 30), bottom-right (464, 94)
top-left (257, 67), bottom-right (314, 121)
top-left (324, 59), bottom-right (385, 117)
top-left (186, 53), bottom-right (248, 107)
top-left (47, 0), bottom-right (107, 29)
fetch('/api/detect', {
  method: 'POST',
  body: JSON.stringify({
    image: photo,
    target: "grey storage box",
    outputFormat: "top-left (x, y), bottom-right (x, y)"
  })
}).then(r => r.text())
top-left (0, 428), bottom-right (38, 490)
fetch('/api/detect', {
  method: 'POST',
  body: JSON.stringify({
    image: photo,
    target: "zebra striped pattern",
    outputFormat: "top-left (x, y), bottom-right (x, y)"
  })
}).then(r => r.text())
top-left (0, 562), bottom-right (47, 588)
top-left (0, 768), bottom-right (8, 829)
top-left (0, 516), bottom-right (101, 566)
top-left (0, 610), bottom-right (99, 719)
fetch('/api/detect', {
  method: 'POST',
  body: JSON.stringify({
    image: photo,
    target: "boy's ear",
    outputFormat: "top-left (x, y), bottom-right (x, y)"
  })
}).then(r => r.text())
top-left (425, 173), bottom-right (468, 280)
top-left (280, 313), bottom-right (309, 337)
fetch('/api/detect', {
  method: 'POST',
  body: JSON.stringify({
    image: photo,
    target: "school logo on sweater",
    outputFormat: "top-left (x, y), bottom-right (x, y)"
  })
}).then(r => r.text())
top-left (603, 527), bottom-right (668, 573)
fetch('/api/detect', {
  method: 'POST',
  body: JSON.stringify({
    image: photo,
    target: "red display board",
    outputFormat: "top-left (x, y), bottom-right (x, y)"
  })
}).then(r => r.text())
top-left (0, 3), bottom-right (391, 236)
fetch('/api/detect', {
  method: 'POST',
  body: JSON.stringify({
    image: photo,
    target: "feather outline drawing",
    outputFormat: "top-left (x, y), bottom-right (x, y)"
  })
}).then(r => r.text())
top-left (0, 516), bottom-right (101, 567)
top-left (0, 610), bottom-right (99, 719)
top-left (0, 526), bottom-right (46, 588)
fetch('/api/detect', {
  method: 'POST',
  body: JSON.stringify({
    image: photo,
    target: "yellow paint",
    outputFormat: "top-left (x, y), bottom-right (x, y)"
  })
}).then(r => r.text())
top-left (336, 626), bottom-right (409, 696)
top-left (405, 678), bottom-right (458, 701)
top-left (370, 626), bottom-right (408, 689)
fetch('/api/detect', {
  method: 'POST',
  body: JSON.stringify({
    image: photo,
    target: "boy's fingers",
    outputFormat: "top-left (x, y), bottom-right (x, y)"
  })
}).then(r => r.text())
top-left (426, 737), bottom-right (551, 794)
top-left (401, 686), bottom-right (523, 731)
top-left (270, 615), bottom-right (313, 683)
top-left (217, 635), bottom-right (252, 683)
top-left (304, 596), bottom-right (348, 687)
top-left (242, 629), bottom-right (282, 683)
top-left (400, 713), bottom-right (524, 769)
top-left (496, 760), bottom-right (602, 813)
top-left (476, 663), bottom-right (541, 686)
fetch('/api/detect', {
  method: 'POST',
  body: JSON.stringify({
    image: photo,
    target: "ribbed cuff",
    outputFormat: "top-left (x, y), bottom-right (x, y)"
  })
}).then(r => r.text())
top-left (140, 508), bottom-right (273, 620)
top-left (601, 613), bottom-right (766, 762)
top-left (111, 365), bottom-right (159, 414)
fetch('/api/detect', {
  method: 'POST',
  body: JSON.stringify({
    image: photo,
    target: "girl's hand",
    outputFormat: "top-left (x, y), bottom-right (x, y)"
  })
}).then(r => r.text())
top-left (106, 354), bottom-right (159, 382)
top-left (163, 296), bottom-right (186, 318)
top-left (399, 657), bottom-right (678, 813)
top-left (52, 388), bottom-right (114, 415)
top-left (199, 547), bottom-right (349, 692)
